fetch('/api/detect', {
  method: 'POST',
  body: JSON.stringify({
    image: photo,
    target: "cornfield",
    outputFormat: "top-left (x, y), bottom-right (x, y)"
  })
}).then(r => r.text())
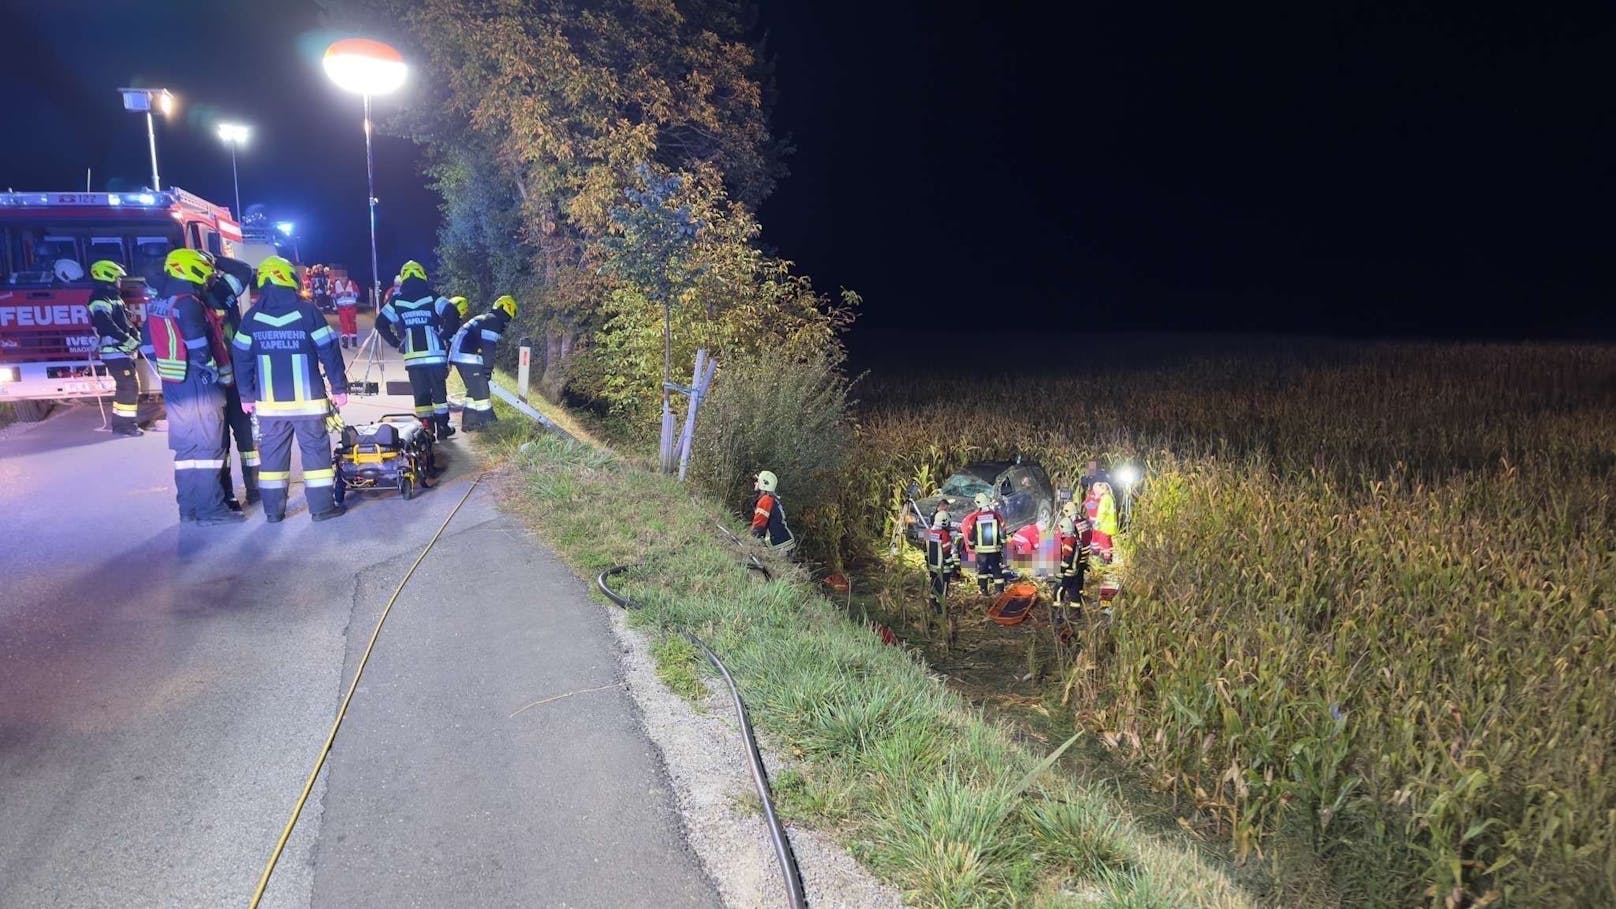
top-left (832, 336), bottom-right (1616, 907)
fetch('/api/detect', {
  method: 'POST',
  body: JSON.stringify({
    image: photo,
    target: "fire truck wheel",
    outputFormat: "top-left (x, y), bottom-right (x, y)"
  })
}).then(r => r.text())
top-left (11, 400), bottom-right (52, 422)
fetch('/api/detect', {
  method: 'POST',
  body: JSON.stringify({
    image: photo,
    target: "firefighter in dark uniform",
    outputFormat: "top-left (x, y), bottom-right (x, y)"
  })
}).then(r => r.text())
top-left (139, 248), bottom-right (243, 525)
top-left (924, 499), bottom-right (961, 613)
top-left (750, 470), bottom-right (796, 555)
top-left (959, 492), bottom-right (1007, 595)
top-left (232, 256), bottom-right (349, 523)
top-left (377, 260), bottom-right (461, 440)
top-left (448, 294), bottom-right (516, 431)
top-left (1054, 500), bottom-right (1091, 618)
top-left (87, 259), bottom-right (143, 436)
top-left (207, 257), bottom-right (260, 509)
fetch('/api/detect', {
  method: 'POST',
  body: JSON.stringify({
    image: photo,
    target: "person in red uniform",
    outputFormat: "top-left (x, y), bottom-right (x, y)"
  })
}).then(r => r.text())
top-left (335, 275), bottom-right (360, 348)
top-left (959, 491), bottom-right (1007, 595)
top-left (750, 470), bottom-right (796, 555)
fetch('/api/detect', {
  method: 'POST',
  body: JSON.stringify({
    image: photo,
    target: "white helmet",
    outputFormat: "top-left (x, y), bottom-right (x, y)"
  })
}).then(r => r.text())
top-left (53, 259), bottom-right (84, 283)
top-left (755, 470), bottom-right (778, 493)
top-left (973, 492), bottom-right (992, 509)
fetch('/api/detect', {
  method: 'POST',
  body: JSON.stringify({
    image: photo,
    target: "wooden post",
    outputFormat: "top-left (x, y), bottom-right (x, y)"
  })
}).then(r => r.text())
top-left (677, 350), bottom-right (716, 481)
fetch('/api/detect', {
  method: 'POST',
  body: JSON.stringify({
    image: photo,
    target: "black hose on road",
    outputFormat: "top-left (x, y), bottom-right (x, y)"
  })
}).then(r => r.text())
top-left (597, 564), bottom-right (807, 909)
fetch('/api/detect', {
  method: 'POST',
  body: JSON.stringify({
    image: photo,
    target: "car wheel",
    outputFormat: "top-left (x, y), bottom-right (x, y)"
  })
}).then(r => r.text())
top-left (400, 475), bottom-right (416, 500)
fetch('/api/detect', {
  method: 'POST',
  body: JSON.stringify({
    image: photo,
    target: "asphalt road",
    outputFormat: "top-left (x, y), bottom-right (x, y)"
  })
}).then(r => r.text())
top-left (0, 323), bottom-right (719, 908)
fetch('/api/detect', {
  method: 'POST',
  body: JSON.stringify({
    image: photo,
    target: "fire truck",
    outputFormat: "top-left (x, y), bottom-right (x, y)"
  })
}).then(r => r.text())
top-left (0, 187), bottom-right (244, 421)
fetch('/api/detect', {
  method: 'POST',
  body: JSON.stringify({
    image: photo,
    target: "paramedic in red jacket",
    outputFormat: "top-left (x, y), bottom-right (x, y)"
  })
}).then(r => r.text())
top-left (750, 470), bottom-right (796, 555)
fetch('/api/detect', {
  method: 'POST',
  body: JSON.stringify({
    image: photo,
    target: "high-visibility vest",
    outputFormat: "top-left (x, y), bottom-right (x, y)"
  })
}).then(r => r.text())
top-left (971, 512), bottom-right (1003, 554)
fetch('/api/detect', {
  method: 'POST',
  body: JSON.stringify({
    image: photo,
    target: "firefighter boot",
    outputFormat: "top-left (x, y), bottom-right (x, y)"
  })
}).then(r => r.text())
top-left (437, 415), bottom-right (456, 440)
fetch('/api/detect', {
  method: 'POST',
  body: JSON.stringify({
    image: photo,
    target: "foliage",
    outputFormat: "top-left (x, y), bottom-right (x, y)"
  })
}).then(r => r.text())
top-left (581, 163), bottom-right (858, 429)
top-left (843, 336), bottom-right (1616, 907)
top-left (688, 352), bottom-right (854, 568)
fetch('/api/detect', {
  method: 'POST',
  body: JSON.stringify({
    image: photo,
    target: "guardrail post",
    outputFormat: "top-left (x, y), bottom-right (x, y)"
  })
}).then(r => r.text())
top-left (516, 336), bottom-right (532, 404)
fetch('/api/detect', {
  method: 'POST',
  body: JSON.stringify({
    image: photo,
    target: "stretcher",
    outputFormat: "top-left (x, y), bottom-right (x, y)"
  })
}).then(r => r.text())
top-left (332, 413), bottom-right (437, 503)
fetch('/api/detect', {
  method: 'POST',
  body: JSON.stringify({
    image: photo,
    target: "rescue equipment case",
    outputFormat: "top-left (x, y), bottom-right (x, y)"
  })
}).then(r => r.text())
top-left (333, 413), bottom-right (437, 503)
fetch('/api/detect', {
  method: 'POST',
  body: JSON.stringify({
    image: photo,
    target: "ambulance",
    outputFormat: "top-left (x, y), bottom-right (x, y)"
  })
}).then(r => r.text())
top-left (0, 187), bottom-right (243, 420)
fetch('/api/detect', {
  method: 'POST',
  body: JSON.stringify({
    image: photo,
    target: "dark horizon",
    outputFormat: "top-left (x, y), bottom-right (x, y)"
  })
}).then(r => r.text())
top-left (1, 0), bottom-right (1611, 342)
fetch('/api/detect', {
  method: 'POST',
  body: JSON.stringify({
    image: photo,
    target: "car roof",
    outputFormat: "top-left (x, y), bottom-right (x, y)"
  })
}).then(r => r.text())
top-left (959, 461), bottom-right (1013, 480)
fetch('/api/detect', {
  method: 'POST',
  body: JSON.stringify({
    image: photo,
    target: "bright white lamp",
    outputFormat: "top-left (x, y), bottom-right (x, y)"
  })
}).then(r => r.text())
top-left (322, 38), bottom-right (407, 309)
top-left (216, 122), bottom-right (250, 216)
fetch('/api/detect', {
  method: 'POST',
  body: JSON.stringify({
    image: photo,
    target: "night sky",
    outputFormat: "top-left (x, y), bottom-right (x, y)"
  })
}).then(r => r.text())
top-left (2, 0), bottom-right (1611, 343)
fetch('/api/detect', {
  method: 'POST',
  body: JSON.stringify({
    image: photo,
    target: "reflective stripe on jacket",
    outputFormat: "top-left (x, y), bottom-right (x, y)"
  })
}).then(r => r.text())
top-left (89, 288), bottom-right (138, 360)
top-left (449, 309), bottom-right (509, 367)
top-left (232, 288), bottom-right (349, 416)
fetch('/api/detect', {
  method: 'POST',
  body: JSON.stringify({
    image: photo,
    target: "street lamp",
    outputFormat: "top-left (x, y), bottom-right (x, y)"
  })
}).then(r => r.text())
top-left (118, 87), bottom-right (175, 191)
top-left (216, 122), bottom-right (250, 217)
top-left (276, 221), bottom-right (301, 264)
top-left (322, 38), bottom-right (406, 309)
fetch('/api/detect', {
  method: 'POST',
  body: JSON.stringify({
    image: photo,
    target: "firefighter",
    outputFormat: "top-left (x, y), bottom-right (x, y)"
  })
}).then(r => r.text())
top-left (335, 275), bottom-right (360, 348)
top-left (232, 255), bottom-right (349, 523)
top-left (139, 248), bottom-right (243, 525)
top-left (750, 470), bottom-right (796, 555)
top-left (1055, 500), bottom-right (1091, 615)
top-left (311, 264), bottom-right (330, 312)
top-left (207, 257), bottom-right (260, 509)
top-left (377, 260), bottom-right (461, 440)
top-left (924, 499), bottom-right (961, 613)
top-left (959, 491), bottom-right (1007, 595)
top-left (449, 294), bottom-right (516, 431)
top-left (87, 260), bottom-right (143, 436)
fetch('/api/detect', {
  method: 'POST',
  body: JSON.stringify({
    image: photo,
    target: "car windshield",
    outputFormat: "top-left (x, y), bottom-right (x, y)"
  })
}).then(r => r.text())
top-left (939, 473), bottom-right (993, 498)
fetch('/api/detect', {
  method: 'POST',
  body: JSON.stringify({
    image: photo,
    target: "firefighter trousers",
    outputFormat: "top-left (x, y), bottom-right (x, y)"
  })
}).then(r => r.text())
top-left (975, 551), bottom-right (1005, 595)
top-left (257, 414), bottom-right (337, 520)
top-left (165, 376), bottom-right (230, 521)
top-left (407, 364), bottom-right (451, 435)
top-left (457, 363), bottom-right (495, 430)
top-left (104, 356), bottom-right (140, 432)
top-left (220, 383), bottom-right (260, 504)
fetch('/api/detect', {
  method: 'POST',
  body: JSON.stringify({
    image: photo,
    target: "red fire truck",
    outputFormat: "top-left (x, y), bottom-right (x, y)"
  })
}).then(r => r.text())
top-left (0, 187), bottom-right (244, 420)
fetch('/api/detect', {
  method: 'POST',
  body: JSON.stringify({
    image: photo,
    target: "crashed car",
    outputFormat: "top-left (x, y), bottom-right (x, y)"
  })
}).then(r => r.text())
top-left (903, 460), bottom-right (1056, 546)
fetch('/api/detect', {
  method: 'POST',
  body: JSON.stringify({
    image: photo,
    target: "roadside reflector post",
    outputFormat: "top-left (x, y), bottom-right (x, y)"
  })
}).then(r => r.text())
top-left (516, 336), bottom-right (532, 404)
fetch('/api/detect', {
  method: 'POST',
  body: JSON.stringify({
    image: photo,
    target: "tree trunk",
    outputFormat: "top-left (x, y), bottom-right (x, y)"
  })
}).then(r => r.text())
top-left (538, 325), bottom-right (576, 402)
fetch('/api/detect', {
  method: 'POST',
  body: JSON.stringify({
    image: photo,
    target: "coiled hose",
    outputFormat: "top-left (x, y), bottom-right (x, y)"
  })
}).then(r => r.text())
top-left (596, 564), bottom-right (806, 909)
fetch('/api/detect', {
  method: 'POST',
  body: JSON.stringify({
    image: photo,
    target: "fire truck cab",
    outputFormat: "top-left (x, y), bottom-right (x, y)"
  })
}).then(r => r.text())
top-left (0, 188), bottom-right (243, 420)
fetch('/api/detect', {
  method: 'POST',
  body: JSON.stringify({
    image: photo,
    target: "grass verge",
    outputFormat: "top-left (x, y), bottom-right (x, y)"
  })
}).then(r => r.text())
top-left (483, 424), bottom-right (1260, 909)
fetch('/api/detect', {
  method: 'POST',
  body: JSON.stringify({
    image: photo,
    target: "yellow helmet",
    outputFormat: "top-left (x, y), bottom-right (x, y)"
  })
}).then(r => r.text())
top-left (90, 260), bottom-right (127, 284)
top-left (450, 295), bottom-right (469, 319)
top-left (399, 260), bottom-right (428, 283)
top-left (494, 294), bottom-right (518, 318)
top-left (755, 470), bottom-right (778, 493)
top-left (1062, 501), bottom-right (1081, 519)
top-left (165, 248), bottom-right (215, 284)
top-left (256, 255), bottom-right (298, 289)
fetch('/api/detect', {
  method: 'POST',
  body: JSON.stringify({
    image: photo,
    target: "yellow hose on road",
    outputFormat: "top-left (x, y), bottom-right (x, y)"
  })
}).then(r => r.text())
top-left (248, 473), bottom-right (484, 908)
